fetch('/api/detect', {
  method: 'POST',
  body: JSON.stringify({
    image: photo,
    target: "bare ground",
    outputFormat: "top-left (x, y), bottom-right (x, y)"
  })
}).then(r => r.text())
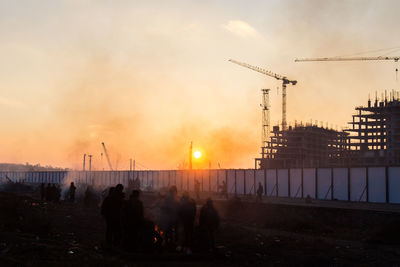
top-left (1, 191), bottom-right (400, 266)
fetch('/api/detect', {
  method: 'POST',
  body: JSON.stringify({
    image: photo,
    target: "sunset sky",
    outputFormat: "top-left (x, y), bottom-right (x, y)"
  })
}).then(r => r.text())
top-left (0, 0), bottom-right (399, 170)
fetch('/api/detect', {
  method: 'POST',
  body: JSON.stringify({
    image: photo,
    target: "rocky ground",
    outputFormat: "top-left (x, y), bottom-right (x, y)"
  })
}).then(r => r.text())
top-left (1, 189), bottom-right (400, 266)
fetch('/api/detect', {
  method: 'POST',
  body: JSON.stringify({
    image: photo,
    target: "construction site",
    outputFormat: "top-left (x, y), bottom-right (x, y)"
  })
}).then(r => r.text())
top-left (257, 91), bottom-right (400, 169)
top-left (227, 57), bottom-right (400, 170)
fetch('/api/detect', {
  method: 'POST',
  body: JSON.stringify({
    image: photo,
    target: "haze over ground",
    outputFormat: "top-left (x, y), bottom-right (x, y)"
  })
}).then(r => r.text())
top-left (0, 0), bottom-right (399, 170)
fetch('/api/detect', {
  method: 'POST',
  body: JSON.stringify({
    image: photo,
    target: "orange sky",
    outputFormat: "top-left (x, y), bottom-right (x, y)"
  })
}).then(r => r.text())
top-left (0, 0), bottom-right (399, 170)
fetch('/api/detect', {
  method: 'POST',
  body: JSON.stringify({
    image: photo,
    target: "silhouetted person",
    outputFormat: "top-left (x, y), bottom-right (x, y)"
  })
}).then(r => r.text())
top-left (194, 179), bottom-right (200, 200)
top-left (101, 184), bottom-right (124, 247)
top-left (55, 184), bottom-right (61, 202)
top-left (124, 190), bottom-right (144, 250)
top-left (256, 182), bottom-right (263, 202)
top-left (50, 184), bottom-right (58, 202)
top-left (45, 183), bottom-right (52, 201)
top-left (40, 183), bottom-right (45, 200)
top-left (160, 186), bottom-right (179, 244)
top-left (199, 198), bottom-right (220, 251)
top-left (178, 192), bottom-right (196, 254)
top-left (69, 182), bottom-right (76, 202)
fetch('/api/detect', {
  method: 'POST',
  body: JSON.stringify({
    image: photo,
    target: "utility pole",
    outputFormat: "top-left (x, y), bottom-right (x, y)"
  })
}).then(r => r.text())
top-left (83, 154), bottom-right (86, 171)
top-left (189, 141), bottom-right (193, 170)
top-left (133, 159), bottom-right (136, 170)
top-left (130, 158), bottom-right (132, 171)
top-left (88, 155), bottom-right (93, 172)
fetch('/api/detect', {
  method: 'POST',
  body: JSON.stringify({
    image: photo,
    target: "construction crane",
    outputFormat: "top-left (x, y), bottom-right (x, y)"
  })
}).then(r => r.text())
top-left (295, 55), bottom-right (400, 80)
top-left (229, 59), bottom-right (297, 131)
top-left (101, 142), bottom-right (113, 171)
top-left (295, 56), bottom-right (400, 62)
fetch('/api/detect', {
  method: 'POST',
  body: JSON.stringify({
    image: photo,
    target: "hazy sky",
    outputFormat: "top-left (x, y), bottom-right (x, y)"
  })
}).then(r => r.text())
top-left (0, 0), bottom-right (399, 170)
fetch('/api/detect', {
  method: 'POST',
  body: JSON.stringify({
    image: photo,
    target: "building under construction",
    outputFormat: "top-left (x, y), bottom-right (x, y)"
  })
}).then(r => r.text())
top-left (256, 92), bottom-right (400, 169)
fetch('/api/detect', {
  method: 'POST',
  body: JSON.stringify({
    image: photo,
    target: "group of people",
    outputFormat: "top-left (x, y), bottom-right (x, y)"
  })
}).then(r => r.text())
top-left (40, 183), bottom-right (61, 202)
top-left (158, 185), bottom-right (220, 254)
top-left (100, 184), bottom-right (220, 254)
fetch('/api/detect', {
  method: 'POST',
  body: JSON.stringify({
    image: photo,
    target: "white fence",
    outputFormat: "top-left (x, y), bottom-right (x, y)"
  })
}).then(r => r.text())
top-left (1, 166), bottom-right (400, 204)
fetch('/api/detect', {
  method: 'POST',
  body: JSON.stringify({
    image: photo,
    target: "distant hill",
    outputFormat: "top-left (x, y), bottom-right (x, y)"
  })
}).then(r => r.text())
top-left (0, 163), bottom-right (69, 172)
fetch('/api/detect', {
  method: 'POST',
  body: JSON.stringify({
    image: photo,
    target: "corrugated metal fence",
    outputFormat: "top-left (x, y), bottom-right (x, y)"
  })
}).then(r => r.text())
top-left (2, 167), bottom-right (400, 204)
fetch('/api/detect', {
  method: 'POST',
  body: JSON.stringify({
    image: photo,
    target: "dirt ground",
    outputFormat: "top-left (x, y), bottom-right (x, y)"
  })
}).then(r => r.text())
top-left (1, 190), bottom-right (400, 266)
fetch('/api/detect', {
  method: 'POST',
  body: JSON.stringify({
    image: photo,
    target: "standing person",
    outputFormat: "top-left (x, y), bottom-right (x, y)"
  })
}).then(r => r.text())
top-left (178, 192), bottom-right (196, 255)
top-left (199, 198), bottom-right (220, 251)
top-left (256, 182), bottom-right (264, 202)
top-left (194, 179), bottom-right (201, 200)
top-left (124, 190), bottom-right (144, 250)
top-left (40, 183), bottom-right (45, 200)
top-left (69, 182), bottom-right (76, 203)
top-left (101, 184), bottom-right (125, 248)
top-left (160, 186), bottom-right (179, 245)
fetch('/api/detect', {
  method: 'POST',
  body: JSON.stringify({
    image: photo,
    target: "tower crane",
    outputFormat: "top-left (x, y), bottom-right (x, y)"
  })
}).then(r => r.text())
top-left (101, 142), bottom-right (113, 171)
top-left (295, 56), bottom-right (400, 62)
top-left (295, 55), bottom-right (400, 80)
top-left (229, 59), bottom-right (297, 131)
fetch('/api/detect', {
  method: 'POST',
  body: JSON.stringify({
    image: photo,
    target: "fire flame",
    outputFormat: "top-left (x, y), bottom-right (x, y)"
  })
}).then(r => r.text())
top-left (154, 224), bottom-right (164, 243)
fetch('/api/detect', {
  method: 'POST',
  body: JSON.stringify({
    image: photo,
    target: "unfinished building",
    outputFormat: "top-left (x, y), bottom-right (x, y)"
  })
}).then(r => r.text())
top-left (257, 124), bottom-right (349, 169)
top-left (345, 94), bottom-right (400, 166)
top-left (256, 92), bottom-right (400, 169)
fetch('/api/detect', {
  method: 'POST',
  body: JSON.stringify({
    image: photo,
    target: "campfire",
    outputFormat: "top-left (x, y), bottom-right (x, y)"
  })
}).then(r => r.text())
top-left (154, 224), bottom-right (164, 244)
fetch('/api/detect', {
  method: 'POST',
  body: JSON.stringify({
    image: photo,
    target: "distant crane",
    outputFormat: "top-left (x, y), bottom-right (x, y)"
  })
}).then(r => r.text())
top-left (295, 56), bottom-right (400, 62)
top-left (229, 59), bottom-right (297, 131)
top-left (295, 55), bottom-right (400, 80)
top-left (101, 142), bottom-right (113, 171)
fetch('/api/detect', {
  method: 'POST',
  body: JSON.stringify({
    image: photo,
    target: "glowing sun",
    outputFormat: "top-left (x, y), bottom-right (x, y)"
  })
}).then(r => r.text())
top-left (194, 151), bottom-right (201, 159)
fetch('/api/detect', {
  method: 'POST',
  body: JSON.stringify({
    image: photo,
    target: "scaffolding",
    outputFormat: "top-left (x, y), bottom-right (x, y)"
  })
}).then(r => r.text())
top-left (257, 123), bottom-right (349, 169)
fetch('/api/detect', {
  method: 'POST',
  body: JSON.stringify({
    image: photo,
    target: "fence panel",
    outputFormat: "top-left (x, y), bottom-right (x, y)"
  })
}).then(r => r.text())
top-left (368, 167), bottom-right (386, 203)
top-left (277, 169), bottom-right (289, 197)
top-left (266, 169), bottom-right (277, 196)
top-left (290, 169), bottom-right (302, 198)
top-left (317, 168), bottom-right (332, 200)
top-left (350, 168), bottom-right (367, 202)
top-left (389, 167), bottom-right (400, 203)
top-left (236, 170), bottom-right (245, 195)
top-left (303, 168), bottom-right (316, 198)
top-left (245, 170), bottom-right (255, 195)
top-left (210, 170), bottom-right (218, 192)
top-left (226, 170), bottom-right (235, 194)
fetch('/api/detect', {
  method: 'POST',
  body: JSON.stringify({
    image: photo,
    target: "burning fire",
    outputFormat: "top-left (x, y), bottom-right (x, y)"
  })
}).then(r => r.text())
top-left (154, 224), bottom-right (164, 244)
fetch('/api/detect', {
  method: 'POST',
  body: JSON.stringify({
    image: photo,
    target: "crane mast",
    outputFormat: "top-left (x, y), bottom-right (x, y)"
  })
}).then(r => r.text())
top-left (101, 142), bottom-right (113, 171)
top-left (229, 59), bottom-right (297, 131)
